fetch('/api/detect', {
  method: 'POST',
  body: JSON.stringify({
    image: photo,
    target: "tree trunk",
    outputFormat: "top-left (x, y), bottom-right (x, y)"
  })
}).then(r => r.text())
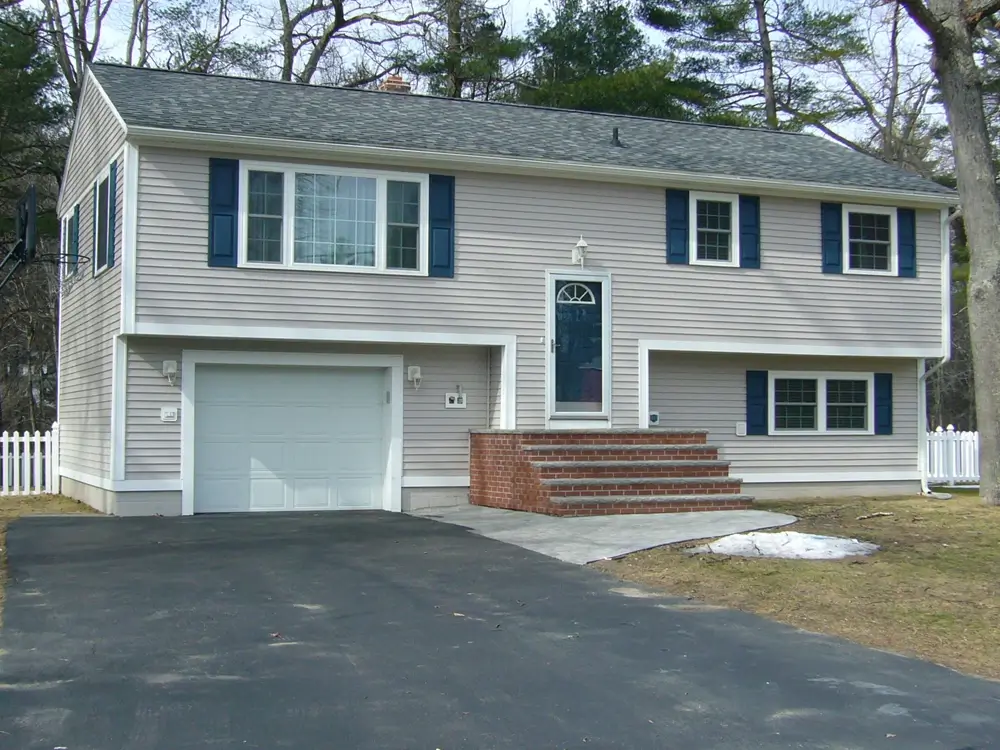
top-left (445, 0), bottom-right (464, 98)
top-left (930, 7), bottom-right (1000, 505)
top-left (753, 0), bottom-right (778, 128)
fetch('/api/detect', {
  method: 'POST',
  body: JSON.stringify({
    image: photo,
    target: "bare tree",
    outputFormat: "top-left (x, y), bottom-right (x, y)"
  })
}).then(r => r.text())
top-left (39, 0), bottom-right (116, 103)
top-left (272, 0), bottom-right (430, 84)
top-left (898, 0), bottom-right (1000, 505)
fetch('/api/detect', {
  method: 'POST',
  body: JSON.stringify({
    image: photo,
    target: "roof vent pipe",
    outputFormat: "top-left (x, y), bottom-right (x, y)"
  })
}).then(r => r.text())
top-left (611, 126), bottom-right (623, 147)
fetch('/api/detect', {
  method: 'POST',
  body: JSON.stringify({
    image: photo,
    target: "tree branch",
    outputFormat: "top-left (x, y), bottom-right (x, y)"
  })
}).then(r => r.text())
top-left (966, 0), bottom-right (1000, 25)
top-left (898, 0), bottom-right (946, 40)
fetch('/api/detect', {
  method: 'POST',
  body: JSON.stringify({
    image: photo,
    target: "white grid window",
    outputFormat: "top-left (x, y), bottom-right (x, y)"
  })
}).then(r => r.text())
top-left (689, 192), bottom-right (739, 266)
top-left (768, 371), bottom-right (874, 435)
top-left (239, 162), bottom-right (429, 276)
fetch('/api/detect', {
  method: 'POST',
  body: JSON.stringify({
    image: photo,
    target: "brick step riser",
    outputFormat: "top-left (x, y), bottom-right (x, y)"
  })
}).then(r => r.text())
top-left (534, 467), bottom-right (731, 480)
top-left (525, 449), bottom-right (720, 461)
top-left (545, 483), bottom-right (742, 498)
top-left (551, 499), bottom-right (753, 517)
top-left (520, 434), bottom-right (707, 447)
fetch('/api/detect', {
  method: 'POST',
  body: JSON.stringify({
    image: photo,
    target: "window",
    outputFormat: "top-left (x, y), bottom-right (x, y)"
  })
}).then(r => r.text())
top-left (247, 170), bottom-right (284, 263)
top-left (386, 180), bottom-right (420, 270)
top-left (774, 378), bottom-right (817, 430)
top-left (60, 212), bottom-right (77, 278)
top-left (689, 192), bottom-right (739, 266)
top-left (844, 205), bottom-right (897, 275)
top-left (769, 372), bottom-right (874, 434)
top-left (826, 378), bottom-right (868, 430)
top-left (94, 174), bottom-right (111, 273)
top-left (240, 163), bottom-right (428, 274)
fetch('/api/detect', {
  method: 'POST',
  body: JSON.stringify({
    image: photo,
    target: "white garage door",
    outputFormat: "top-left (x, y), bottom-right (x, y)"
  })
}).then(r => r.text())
top-left (193, 365), bottom-right (387, 513)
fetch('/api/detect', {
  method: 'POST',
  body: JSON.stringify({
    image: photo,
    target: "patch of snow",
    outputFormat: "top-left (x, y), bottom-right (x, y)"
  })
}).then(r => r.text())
top-left (690, 531), bottom-right (878, 560)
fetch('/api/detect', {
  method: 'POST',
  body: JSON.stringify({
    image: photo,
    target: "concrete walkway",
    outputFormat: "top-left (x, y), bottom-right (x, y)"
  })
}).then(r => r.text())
top-left (411, 505), bottom-right (797, 564)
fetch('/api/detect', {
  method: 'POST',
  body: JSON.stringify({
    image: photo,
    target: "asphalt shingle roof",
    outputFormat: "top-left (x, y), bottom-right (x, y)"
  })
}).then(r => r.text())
top-left (90, 63), bottom-right (954, 198)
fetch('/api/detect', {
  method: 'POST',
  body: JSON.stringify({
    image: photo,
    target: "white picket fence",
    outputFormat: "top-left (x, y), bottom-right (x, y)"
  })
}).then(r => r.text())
top-left (1, 423), bottom-right (59, 495)
top-left (927, 425), bottom-right (980, 485)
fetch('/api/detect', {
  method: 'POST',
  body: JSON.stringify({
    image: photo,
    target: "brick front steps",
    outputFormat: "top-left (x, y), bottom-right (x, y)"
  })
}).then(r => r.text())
top-left (470, 429), bottom-right (753, 516)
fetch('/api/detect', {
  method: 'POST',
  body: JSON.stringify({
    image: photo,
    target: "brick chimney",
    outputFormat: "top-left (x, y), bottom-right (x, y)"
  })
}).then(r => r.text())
top-left (380, 74), bottom-right (412, 94)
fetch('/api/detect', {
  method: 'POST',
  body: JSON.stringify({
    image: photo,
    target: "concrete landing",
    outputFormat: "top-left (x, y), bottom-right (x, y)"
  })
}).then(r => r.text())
top-left (411, 505), bottom-right (797, 564)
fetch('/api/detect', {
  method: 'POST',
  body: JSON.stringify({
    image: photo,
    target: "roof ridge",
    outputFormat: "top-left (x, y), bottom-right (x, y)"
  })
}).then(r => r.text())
top-left (89, 62), bottom-right (820, 139)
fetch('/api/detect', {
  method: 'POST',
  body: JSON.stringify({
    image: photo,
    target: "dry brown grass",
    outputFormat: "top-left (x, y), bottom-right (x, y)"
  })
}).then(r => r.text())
top-left (594, 492), bottom-right (1000, 679)
top-left (0, 494), bottom-right (96, 618)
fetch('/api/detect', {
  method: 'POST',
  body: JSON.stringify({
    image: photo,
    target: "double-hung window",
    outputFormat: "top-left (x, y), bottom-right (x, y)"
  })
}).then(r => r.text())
top-left (94, 171), bottom-right (112, 274)
top-left (689, 192), bottom-right (739, 266)
top-left (60, 212), bottom-right (76, 278)
top-left (769, 372), bottom-right (874, 434)
top-left (240, 163), bottom-right (429, 274)
top-left (843, 205), bottom-right (897, 275)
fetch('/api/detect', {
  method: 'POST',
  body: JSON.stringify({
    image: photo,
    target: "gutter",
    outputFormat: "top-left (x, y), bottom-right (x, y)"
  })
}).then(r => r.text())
top-left (124, 125), bottom-right (958, 208)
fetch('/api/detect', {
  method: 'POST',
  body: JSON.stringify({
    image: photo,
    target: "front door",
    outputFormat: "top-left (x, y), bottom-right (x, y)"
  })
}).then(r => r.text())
top-left (549, 276), bottom-right (608, 421)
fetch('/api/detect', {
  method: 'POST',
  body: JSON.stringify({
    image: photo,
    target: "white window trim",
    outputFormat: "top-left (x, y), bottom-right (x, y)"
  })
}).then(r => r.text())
top-left (237, 160), bottom-right (430, 276)
top-left (842, 204), bottom-right (898, 276)
top-left (60, 210), bottom-right (74, 279)
top-left (689, 191), bottom-right (740, 267)
top-left (768, 370), bottom-right (875, 436)
top-left (92, 160), bottom-right (115, 277)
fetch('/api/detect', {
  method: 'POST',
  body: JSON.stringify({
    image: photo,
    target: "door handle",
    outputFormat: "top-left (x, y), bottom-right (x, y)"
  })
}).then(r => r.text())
top-left (550, 339), bottom-right (559, 353)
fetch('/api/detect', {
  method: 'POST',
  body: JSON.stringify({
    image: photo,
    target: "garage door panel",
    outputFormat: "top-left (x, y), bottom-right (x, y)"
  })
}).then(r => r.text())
top-left (250, 477), bottom-right (287, 510)
top-left (194, 364), bottom-right (387, 513)
top-left (337, 478), bottom-right (379, 508)
top-left (333, 441), bottom-right (384, 473)
top-left (249, 441), bottom-right (287, 473)
top-left (197, 478), bottom-right (249, 512)
top-left (291, 478), bottom-right (332, 509)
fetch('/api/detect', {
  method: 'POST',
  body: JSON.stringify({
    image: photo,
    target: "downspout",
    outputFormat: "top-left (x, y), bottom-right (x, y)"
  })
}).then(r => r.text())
top-left (919, 206), bottom-right (954, 496)
top-left (918, 355), bottom-right (950, 495)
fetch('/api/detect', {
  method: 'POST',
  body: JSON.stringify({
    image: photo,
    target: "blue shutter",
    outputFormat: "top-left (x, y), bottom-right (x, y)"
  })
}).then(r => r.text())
top-left (107, 160), bottom-right (118, 268)
top-left (739, 195), bottom-right (760, 269)
top-left (666, 189), bottom-right (689, 264)
top-left (428, 174), bottom-right (455, 278)
top-left (71, 204), bottom-right (80, 273)
top-left (874, 373), bottom-right (893, 435)
top-left (897, 208), bottom-right (916, 277)
top-left (208, 158), bottom-right (239, 267)
top-left (821, 202), bottom-right (843, 274)
top-left (746, 370), bottom-right (768, 435)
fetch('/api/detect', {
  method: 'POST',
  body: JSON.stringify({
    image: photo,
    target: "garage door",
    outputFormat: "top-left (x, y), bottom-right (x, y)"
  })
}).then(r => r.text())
top-left (193, 365), bottom-right (387, 513)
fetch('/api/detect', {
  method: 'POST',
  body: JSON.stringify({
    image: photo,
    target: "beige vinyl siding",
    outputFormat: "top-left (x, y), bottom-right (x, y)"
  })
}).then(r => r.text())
top-left (648, 353), bottom-right (919, 477)
top-left (57, 74), bottom-right (125, 479)
top-left (134, 151), bottom-right (943, 429)
top-left (124, 339), bottom-right (488, 480)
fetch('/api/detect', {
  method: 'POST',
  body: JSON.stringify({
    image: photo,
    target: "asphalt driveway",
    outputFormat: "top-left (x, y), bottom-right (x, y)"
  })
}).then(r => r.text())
top-left (1, 513), bottom-right (998, 750)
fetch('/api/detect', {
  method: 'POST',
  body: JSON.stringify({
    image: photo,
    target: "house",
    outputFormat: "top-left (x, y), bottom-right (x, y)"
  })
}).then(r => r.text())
top-left (54, 63), bottom-right (955, 517)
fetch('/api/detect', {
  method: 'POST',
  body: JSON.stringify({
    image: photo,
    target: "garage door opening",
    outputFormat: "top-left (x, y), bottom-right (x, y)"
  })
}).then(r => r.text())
top-left (192, 364), bottom-right (389, 513)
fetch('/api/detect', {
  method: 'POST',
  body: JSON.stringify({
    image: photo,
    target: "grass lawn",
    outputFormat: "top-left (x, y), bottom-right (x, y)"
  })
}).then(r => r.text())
top-left (0, 494), bottom-right (96, 619)
top-left (595, 491), bottom-right (1000, 680)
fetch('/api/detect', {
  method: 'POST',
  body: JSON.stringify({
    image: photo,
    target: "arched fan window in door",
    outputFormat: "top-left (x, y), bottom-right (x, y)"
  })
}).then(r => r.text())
top-left (556, 282), bottom-right (597, 304)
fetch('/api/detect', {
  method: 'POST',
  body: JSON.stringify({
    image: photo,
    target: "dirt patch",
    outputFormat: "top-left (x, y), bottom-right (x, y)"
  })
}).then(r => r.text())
top-left (594, 494), bottom-right (1000, 679)
top-left (0, 495), bottom-right (97, 621)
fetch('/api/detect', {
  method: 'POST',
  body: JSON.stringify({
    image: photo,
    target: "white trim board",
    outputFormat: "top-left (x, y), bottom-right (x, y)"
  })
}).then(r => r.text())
top-left (124, 125), bottom-right (957, 208)
top-left (109, 336), bottom-right (128, 481)
top-left (741, 470), bottom-right (922, 484)
top-left (180, 350), bottom-right (405, 516)
top-left (134, 322), bottom-right (515, 348)
top-left (60, 468), bottom-right (182, 493)
top-left (120, 143), bottom-right (140, 335)
top-left (402, 476), bottom-right (470, 488)
top-left (639, 338), bottom-right (939, 359)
